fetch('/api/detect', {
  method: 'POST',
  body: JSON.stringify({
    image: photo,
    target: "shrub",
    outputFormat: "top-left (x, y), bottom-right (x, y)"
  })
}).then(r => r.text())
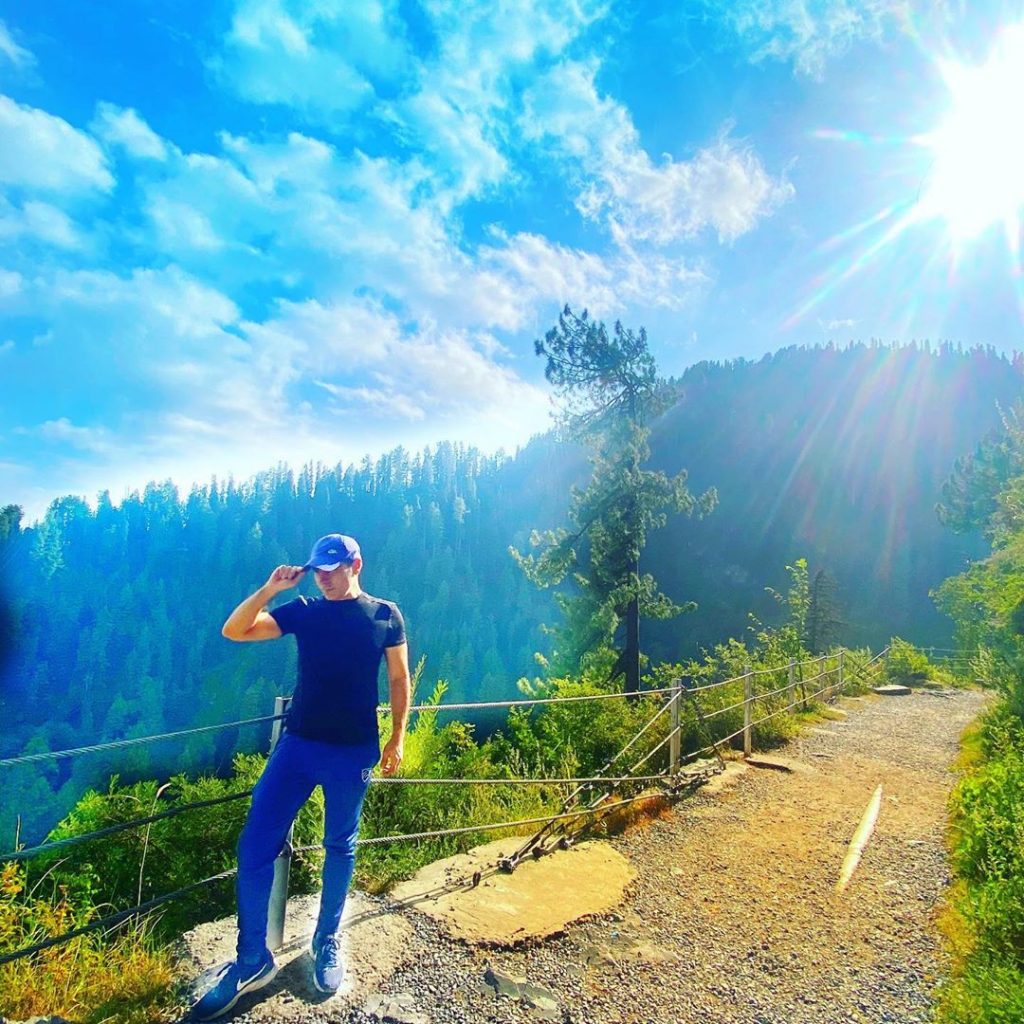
top-left (886, 637), bottom-right (932, 685)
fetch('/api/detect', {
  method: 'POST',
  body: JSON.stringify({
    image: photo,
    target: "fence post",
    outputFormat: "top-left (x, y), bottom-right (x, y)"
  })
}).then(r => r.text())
top-left (669, 678), bottom-right (682, 776)
top-left (267, 696), bottom-right (292, 951)
top-left (787, 658), bottom-right (795, 706)
top-left (837, 649), bottom-right (845, 699)
top-left (743, 665), bottom-right (752, 758)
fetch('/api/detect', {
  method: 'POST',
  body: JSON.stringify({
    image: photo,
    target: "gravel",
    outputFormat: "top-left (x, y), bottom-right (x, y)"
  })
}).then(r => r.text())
top-left (187, 687), bottom-right (986, 1024)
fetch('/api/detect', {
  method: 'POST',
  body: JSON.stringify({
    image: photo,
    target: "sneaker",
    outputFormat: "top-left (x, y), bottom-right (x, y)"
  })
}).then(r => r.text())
top-left (310, 932), bottom-right (345, 993)
top-left (192, 951), bottom-right (278, 1021)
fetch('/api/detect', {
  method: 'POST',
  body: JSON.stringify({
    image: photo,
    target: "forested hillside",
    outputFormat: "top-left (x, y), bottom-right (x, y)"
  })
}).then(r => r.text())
top-left (1, 341), bottom-right (1020, 844)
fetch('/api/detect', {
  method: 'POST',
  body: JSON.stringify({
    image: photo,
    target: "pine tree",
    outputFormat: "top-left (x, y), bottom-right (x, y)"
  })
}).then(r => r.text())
top-left (512, 306), bottom-right (715, 692)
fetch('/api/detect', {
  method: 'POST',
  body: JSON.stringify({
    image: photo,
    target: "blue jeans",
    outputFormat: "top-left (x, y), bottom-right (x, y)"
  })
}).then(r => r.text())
top-left (235, 732), bottom-right (377, 965)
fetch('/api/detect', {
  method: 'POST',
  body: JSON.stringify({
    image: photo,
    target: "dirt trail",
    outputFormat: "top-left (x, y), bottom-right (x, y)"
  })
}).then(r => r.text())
top-left (193, 688), bottom-right (986, 1024)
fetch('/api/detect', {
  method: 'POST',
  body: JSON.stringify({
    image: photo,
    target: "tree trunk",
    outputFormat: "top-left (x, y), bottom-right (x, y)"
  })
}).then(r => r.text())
top-left (625, 555), bottom-right (640, 697)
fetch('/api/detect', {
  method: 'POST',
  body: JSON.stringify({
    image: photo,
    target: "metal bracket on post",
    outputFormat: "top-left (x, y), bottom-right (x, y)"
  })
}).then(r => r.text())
top-left (267, 695), bottom-right (292, 952)
top-left (669, 678), bottom-right (682, 777)
top-left (743, 665), bottom-right (752, 758)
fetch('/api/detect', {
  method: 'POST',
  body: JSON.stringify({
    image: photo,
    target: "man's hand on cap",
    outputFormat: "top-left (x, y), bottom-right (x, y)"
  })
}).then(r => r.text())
top-left (265, 565), bottom-right (304, 594)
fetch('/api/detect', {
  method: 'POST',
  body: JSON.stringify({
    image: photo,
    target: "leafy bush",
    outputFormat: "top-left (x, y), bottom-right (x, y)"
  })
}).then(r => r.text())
top-left (939, 708), bottom-right (1024, 1023)
top-left (886, 637), bottom-right (933, 685)
top-left (950, 723), bottom-right (1024, 958)
top-left (35, 755), bottom-right (328, 940)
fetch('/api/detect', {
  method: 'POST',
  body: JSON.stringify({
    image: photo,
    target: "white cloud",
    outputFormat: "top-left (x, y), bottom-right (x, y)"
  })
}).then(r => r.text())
top-left (242, 296), bottom-right (549, 433)
top-left (705, 0), bottom-right (909, 79)
top-left (213, 0), bottom-right (411, 115)
top-left (316, 380), bottom-right (427, 421)
top-left (0, 95), bottom-right (114, 193)
top-left (820, 316), bottom-right (858, 331)
top-left (0, 197), bottom-right (86, 250)
top-left (39, 265), bottom-right (240, 340)
top-left (0, 268), bottom-right (23, 298)
top-left (521, 60), bottom-right (793, 245)
top-left (92, 103), bottom-right (168, 161)
top-left (33, 418), bottom-right (114, 453)
top-left (383, 0), bottom-right (606, 206)
top-left (0, 20), bottom-right (34, 69)
top-left (0, 339), bottom-right (13, 355)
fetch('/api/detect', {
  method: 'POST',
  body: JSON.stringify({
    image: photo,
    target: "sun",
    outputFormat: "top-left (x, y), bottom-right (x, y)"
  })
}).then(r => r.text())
top-left (918, 23), bottom-right (1024, 242)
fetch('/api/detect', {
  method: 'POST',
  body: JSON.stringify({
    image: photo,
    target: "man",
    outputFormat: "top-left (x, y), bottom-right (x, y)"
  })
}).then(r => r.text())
top-left (193, 533), bottom-right (410, 1021)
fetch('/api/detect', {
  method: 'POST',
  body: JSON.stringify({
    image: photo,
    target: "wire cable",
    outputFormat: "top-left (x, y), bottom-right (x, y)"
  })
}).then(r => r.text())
top-left (1, 790), bottom-right (253, 863)
top-left (0, 716), bottom-right (284, 769)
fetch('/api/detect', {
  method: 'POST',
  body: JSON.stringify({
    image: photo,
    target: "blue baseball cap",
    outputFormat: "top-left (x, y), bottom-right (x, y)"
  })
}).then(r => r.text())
top-left (302, 533), bottom-right (361, 572)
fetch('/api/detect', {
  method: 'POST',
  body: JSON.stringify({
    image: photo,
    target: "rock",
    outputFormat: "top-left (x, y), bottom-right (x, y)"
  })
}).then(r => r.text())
top-left (521, 981), bottom-right (560, 1011)
top-left (483, 965), bottom-right (524, 999)
top-left (873, 684), bottom-right (912, 696)
top-left (364, 992), bottom-right (430, 1024)
top-left (391, 839), bottom-right (635, 946)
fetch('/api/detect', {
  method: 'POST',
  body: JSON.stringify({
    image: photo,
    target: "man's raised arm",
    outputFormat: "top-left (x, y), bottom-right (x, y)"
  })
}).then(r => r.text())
top-left (222, 565), bottom-right (302, 642)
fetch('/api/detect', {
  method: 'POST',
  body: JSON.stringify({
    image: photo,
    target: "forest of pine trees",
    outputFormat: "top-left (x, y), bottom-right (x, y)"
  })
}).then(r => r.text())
top-left (1, 340), bottom-right (1021, 843)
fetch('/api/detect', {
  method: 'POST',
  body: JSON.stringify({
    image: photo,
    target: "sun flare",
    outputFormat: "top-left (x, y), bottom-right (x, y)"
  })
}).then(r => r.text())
top-left (919, 23), bottom-right (1024, 242)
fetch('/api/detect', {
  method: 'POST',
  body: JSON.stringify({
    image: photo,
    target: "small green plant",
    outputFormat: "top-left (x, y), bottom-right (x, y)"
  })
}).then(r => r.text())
top-left (886, 637), bottom-right (932, 685)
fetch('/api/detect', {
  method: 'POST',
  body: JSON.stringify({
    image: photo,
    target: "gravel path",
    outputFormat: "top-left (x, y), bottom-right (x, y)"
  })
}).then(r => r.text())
top-left (199, 688), bottom-right (986, 1024)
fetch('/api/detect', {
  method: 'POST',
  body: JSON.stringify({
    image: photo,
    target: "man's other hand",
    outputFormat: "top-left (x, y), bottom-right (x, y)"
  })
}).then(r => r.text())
top-left (380, 736), bottom-right (404, 777)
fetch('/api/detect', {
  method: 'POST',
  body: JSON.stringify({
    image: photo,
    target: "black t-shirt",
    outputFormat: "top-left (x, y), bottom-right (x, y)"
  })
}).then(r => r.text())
top-left (270, 593), bottom-right (406, 747)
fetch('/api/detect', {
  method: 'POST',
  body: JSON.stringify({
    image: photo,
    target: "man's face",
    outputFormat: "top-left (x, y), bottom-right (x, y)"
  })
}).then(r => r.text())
top-left (313, 560), bottom-right (359, 596)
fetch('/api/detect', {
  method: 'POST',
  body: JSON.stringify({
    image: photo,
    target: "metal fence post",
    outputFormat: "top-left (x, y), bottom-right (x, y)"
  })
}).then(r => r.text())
top-left (267, 696), bottom-right (292, 951)
top-left (669, 678), bottom-right (682, 776)
top-left (743, 665), bottom-right (752, 758)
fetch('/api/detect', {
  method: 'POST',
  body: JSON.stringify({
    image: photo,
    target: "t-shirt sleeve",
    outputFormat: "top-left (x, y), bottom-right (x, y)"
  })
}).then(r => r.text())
top-left (385, 603), bottom-right (407, 647)
top-left (269, 596), bottom-right (307, 636)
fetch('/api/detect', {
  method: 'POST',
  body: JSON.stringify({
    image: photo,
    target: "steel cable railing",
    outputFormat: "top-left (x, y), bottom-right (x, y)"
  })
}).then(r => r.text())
top-left (0, 645), bottom-right (888, 966)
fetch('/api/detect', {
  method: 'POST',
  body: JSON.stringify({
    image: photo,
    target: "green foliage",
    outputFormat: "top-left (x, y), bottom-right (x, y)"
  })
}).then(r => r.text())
top-left (937, 956), bottom-right (1024, 1024)
top-left (935, 405), bottom-right (1024, 1023)
top-left (937, 405), bottom-right (1024, 539)
top-left (34, 756), bottom-right (327, 940)
top-left (939, 715), bottom-right (1024, 1024)
top-left (885, 637), bottom-right (933, 685)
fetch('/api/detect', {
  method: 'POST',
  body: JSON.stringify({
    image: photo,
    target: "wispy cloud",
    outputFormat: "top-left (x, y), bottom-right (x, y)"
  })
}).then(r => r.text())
top-left (0, 20), bottom-right (34, 69)
top-left (0, 95), bottom-right (114, 193)
top-left (521, 60), bottom-right (793, 245)
top-left (92, 103), bottom-right (168, 161)
top-left (212, 0), bottom-right (412, 116)
top-left (0, 197), bottom-right (86, 250)
top-left (31, 418), bottom-right (115, 454)
top-left (0, 268), bottom-right (23, 297)
top-left (702, 0), bottom-right (909, 78)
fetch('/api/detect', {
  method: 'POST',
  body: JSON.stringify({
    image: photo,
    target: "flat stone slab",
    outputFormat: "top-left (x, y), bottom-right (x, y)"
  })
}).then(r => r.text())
top-left (390, 838), bottom-right (636, 946)
top-left (873, 684), bottom-right (912, 696)
top-left (178, 892), bottom-right (415, 1021)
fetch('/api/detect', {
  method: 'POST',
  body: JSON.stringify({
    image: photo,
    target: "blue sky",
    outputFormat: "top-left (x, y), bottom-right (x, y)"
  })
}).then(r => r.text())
top-left (1, 1), bottom-right (1023, 522)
